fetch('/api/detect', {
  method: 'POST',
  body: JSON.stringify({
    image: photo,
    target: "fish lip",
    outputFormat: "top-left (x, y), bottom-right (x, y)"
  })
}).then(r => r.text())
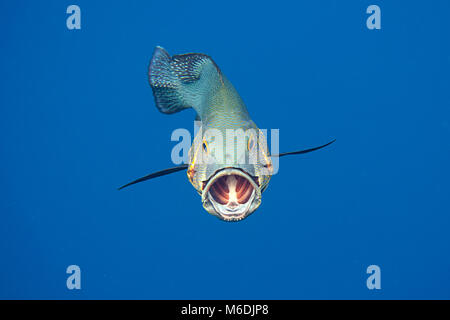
top-left (201, 168), bottom-right (261, 222)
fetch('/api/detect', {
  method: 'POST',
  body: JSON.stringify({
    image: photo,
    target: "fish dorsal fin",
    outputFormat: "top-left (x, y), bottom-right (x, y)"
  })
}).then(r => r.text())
top-left (149, 46), bottom-right (222, 116)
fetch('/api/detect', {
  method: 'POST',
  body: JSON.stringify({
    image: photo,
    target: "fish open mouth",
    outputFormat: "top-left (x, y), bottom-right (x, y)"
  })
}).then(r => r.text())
top-left (202, 168), bottom-right (261, 221)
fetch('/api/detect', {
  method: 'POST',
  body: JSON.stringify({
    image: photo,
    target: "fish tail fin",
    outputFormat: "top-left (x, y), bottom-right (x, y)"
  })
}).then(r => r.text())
top-left (149, 46), bottom-right (188, 114)
top-left (148, 46), bottom-right (223, 116)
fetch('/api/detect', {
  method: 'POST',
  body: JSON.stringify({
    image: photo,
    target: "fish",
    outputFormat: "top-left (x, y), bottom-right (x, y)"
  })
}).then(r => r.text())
top-left (119, 46), bottom-right (335, 222)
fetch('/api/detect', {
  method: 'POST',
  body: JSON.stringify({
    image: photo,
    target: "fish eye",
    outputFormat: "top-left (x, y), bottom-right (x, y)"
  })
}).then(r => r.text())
top-left (202, 140), bottom-right (209, 153)
top-left (247, 136), bottom-right (255, 151)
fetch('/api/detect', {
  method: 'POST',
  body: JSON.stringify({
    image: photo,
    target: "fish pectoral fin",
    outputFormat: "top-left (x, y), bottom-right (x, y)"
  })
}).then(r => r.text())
top-left (118, 164), bottom-right (188, 190)
top-left (273, 139), bottom-right (336, 158)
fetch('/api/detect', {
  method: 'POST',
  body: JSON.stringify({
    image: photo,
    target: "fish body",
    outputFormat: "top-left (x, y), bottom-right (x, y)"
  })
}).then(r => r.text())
top-left (119, 47), bottom-right (335, 222)
top-left (149, 47), bottom-right (273, 221)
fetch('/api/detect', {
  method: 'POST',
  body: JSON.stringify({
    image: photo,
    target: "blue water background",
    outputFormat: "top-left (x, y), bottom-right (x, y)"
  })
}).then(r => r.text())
top-left (0, 0), bottom-right (449, 299)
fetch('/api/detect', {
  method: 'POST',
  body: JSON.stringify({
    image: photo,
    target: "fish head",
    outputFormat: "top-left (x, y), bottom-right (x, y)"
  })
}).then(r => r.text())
top-left (187, 125), bottom-right (273, 221)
